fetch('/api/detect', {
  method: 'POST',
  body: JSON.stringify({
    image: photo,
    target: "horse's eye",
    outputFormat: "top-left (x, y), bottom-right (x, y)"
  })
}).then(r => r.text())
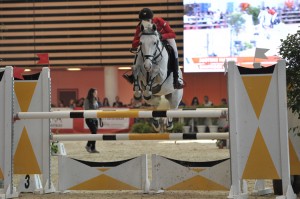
top-left (154, 42), bottom-right (156, 45)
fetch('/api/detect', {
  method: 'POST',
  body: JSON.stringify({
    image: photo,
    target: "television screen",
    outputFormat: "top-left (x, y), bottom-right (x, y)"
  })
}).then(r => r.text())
top-left (183, 0), bottom-right (300, 72)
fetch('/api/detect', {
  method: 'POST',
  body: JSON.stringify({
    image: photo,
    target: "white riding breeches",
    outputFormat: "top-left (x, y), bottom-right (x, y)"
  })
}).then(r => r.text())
top-left (166, 38), bottom-right (178, 58)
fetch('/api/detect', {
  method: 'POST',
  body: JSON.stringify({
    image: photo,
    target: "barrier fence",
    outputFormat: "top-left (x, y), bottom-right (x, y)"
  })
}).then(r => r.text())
top-left (52, 133), bottom-right (229, 142)
top-left (15, 109), bottom-right (227, 120)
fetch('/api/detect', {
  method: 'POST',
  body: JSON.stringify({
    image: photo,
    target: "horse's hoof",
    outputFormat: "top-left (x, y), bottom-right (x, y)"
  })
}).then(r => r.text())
top-left (134, 91), bottom-right (142, 100)
top-left (143, 90), bottom-right (152, 100)
top-left (166, 121), bottom-right (173, 131)
top-left (143, 95), bottom-right (151, 100)
top-left (151, 119), bottom-right (160, 132)
top-left (134, 95), bottom-right (142, 101)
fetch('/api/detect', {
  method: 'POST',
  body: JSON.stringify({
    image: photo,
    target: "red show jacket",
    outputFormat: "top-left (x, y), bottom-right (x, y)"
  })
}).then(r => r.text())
top-left (132, 17), bottom-right (176, 48)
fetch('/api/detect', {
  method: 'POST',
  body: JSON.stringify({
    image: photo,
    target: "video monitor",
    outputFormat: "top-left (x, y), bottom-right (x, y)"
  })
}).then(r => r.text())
top-left (183, 0), bottom-right (299, 72)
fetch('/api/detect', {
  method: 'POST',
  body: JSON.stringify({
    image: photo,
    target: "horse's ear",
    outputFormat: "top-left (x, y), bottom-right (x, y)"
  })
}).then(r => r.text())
top-left (141, 24), bottom-right (144, 32)
top-left (152, 24), bottom-right (157, 31)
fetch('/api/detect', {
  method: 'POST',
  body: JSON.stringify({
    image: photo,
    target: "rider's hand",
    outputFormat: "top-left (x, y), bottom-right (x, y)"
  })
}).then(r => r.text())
top-left (159, 34), bottom-right (163, 40)
top-left (130, 48), bottom-right (138, 53)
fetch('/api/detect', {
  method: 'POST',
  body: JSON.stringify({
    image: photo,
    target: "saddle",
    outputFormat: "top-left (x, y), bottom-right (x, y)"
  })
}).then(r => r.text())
top-left (162, 40), bottom-right (176, 78)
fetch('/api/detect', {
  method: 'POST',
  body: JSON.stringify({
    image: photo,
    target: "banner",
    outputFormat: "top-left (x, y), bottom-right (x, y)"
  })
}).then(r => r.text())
top-left (51, 108), bottom-right (132, 134)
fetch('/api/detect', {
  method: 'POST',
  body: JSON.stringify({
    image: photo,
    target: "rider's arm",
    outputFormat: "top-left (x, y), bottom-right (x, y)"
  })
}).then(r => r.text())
top-left (157, 18), bottom-right (176, 40)
top-left (132, 23), bottom-right (142, 48)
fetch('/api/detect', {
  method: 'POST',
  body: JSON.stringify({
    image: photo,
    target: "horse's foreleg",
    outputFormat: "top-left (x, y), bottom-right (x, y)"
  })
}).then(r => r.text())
top-left (143, 85), bottom-right (152, 100)
top-left (133, 67), bottom-right (142, 100)
top-left (133, 82), bottom-right (142, 100)
top-left (143, 72), bottom-right (158, 100)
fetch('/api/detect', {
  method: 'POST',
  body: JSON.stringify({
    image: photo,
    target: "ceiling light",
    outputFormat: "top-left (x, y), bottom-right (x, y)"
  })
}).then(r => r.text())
top-left (24, 69), bottom-right (31, 72)
top-left (67, 68), bottom-right (81, 71)
top-left (118, 67), bottom-right (131, 70)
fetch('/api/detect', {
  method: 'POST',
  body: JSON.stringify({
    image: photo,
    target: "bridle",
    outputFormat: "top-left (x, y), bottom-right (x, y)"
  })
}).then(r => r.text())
top-left (139, 32), bottom-right (165, 65)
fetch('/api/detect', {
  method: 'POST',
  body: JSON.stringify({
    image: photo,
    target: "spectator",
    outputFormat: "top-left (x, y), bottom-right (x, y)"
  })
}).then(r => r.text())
top-left (191, 97), bottom-right (200, 107)
top-left (220, 98), bottom-right (227, 106)
top-left (113, 96), bottom-right (123, 107)
top-left (58, 99), bottom-right (65, 107)
top-left (76, 97), bottom-right (85, 107)
top-left (179, 100), bottom-right (186, 107)
top-left (84, 88), bottom-right (100, 153)
top-left (102, 97), bottom-right (110, 107)
top-left (189, 97), bottom-right (200, 132)
top-left (203, 95), bottom-right (213, 107)
top-left (203, 95), bottom-right (213, 132)
top-left (69, 99), bottom-right (76, 109)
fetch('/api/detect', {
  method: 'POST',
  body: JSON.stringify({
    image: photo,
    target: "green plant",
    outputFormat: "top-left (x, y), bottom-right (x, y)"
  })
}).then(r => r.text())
top-left (51, 142), bottom-right (59, 154)
top-left (279, 31), bottom-right (300, 117)
top-left (279, 31), bottom-right (300, 136)
top-left (131, 122), bottom-right (154, 133)
top-left (247, 6), bottom-right (260, 25)
top-left (172, 122), bottom-right (184, 133)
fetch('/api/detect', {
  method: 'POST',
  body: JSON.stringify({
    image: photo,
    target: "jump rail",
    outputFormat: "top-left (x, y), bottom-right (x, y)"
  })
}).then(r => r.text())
top-left (15, 108), bottom-right (228, 119)
top-left (51, 133), bottom-right (229, 141)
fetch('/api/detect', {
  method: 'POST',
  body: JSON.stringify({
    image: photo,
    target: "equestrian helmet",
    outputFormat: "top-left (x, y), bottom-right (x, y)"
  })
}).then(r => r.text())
top-left (139, 8), bottom-right (154, 20)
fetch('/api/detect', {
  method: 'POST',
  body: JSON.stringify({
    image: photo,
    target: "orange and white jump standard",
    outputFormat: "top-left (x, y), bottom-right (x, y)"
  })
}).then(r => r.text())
top-left (228, 60), bottom-right (296, 199)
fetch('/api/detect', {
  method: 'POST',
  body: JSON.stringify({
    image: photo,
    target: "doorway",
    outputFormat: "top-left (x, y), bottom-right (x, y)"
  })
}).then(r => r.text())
top-left (57, 89), bottom-right (78, 108)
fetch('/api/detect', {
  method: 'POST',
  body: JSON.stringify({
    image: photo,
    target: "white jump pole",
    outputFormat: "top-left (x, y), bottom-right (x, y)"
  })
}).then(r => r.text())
top-left (15, 108), bottom-right (228, 119)
top-left (51, 133), bottom-right (229, 142)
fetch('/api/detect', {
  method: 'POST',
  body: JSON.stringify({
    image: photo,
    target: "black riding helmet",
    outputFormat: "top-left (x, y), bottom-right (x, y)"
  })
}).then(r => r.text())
top-left (139, 8), bottom-right (153, 20)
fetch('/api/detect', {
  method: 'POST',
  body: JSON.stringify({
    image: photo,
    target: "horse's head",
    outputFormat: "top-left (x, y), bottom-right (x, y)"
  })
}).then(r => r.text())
top-left (139, 22), bottom-right (161, 72)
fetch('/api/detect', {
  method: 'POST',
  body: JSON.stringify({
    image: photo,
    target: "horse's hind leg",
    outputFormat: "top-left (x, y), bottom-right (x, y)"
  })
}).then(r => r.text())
top-left (145, 96), bottom-right (162, 132)
top-left (165, 90), bottom-right (183, 131)
top-left (166, 117), bottom-right (173, 131)
top-left (151, 118), bottom-right (160, 132)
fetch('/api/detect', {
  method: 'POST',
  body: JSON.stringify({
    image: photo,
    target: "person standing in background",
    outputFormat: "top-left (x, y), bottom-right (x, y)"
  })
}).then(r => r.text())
top-left (102, 97), bottom-right (110, 107)
top-left (113, 96), bottom-right (124, 107)
top-left (84, 88), bottom-right (100, 153)
top-left (203, 95), bottom-right (213, 132)
top-left (191, 97), bottom-right (200, 107)
top-left (203, 95), bottom-right (213, 107)
top-left (69, 99), bottom-right (76, 109)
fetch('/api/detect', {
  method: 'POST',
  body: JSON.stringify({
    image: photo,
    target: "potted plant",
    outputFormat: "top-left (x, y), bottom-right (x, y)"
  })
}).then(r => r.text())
top-left (131, 120), bottom-right (154, 133)
top-left (208, 118), bottom-right (219, 133)
top-left (171, 122), bottom-right (184, 133)
top-left (196, 118), bottom-right (206, 133)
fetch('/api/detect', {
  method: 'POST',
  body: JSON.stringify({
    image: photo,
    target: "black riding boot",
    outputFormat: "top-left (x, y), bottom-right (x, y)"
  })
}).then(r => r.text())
top-left (173, 58), bottom-right (184, 89)
top-left (122, 73), bottom-right (134, 84)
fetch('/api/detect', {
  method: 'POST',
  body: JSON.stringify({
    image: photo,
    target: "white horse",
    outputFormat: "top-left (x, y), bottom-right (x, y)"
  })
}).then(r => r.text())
top-left (132, 22), bottom-right (183, 131)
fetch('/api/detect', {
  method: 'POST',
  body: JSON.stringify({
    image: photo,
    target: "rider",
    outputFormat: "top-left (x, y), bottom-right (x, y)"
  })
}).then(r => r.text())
top-left (123, 8), bottom-right (184, 89)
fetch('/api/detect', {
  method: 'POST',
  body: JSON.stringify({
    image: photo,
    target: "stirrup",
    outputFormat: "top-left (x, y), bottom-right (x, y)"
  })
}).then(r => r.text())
top-left (122, 74), bottom-right (134, 84)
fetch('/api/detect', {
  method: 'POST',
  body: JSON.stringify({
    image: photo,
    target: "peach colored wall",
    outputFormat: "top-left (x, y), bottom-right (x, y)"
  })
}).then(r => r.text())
top-left (51, 70), bottom-right (104, 106)
top-left (182, 72), bottom-right (228, 106)
top-left (117, 71), bottom-right (135, 106)
top-left (50, 70), bottom-right (228, 107)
